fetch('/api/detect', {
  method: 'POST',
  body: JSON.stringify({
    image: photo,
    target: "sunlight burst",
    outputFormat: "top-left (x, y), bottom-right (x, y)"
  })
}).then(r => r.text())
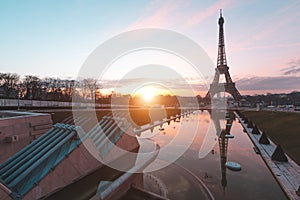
top-left (140, 87), bottom-right (155, 102)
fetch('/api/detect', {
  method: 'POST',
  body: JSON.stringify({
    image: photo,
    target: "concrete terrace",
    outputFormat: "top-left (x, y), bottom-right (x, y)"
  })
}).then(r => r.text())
top-left (0, 112), bottom-right (140, 200)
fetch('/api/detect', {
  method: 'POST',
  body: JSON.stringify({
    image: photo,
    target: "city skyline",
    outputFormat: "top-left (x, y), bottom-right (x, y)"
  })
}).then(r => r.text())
top-left (0, 0), bottom-right (300, 95)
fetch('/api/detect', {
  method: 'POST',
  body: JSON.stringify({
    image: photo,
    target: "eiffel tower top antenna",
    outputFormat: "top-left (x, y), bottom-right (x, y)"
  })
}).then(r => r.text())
top-left (217, 8), bottom-right (227, 68)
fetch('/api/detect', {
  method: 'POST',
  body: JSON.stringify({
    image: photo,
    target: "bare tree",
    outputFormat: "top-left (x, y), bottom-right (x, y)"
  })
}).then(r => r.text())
top-left (0, 72), bottom-right (104, 102)
top-left (63, 80), bottom-right (75, 101)
top-left (82, 78), bottom-right (99, 101)
top-left (24, 75), bottom-right (41, 99)
top-left (0, 73), bottom-right (20, 97)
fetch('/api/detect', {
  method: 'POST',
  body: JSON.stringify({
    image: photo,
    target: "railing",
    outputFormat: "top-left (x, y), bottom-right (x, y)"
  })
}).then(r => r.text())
top-left (91, 143), bottom-right (160, 200)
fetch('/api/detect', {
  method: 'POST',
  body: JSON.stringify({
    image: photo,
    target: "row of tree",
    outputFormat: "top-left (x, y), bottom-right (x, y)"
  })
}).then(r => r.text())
top-left (0, 73), bottom-right (102, 102)
top-left (244, 91), bottom-right (300, 107)
top-left (0, 72), bottom-right (201, 107)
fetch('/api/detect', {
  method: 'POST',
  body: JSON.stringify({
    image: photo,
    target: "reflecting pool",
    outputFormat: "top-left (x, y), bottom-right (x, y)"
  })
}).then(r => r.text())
top-left (139, 110), bottom-right (287, 200)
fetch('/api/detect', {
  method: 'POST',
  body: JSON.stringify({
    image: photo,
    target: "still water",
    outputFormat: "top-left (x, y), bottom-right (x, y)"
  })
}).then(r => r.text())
top-left (139, 110), bottom-right (287, 200)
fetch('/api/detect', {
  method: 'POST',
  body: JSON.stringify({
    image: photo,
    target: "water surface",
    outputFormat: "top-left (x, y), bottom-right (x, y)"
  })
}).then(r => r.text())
top-left (140, 110), bottom-right (287, 200)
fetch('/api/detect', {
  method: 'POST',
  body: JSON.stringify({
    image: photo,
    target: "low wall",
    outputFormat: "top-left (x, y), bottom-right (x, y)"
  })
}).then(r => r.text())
top-left (0, 99), bottom-right (110, 108)
top-left (0, 111), bottom-right (53, 163)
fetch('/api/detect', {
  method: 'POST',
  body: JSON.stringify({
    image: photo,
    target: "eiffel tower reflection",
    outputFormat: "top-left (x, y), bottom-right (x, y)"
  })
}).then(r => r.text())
top-left (208, 110), bottom-right (235, 191)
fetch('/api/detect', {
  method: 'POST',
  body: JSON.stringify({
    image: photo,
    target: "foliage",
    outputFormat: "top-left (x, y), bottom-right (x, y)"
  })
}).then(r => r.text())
top-left (0, 72), bottom-right (101, 102)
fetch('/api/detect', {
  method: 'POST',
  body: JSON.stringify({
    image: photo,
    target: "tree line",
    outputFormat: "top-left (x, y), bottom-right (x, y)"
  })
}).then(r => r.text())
top-left (0, 72), bottom-right (200, 107)
top-left (0, 72), bottom-right (103, 102)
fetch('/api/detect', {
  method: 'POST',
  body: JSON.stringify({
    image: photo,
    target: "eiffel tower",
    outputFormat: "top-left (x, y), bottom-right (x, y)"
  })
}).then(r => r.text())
top-left (205, 10), bottom-right (241, 101)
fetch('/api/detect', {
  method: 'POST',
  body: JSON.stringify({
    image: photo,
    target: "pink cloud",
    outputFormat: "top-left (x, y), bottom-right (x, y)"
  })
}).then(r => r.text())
top-left (231, 2), bottom-right (300, 53)
top-left (127, 0), bottom-right (187, 29)
top-left (183, 0), bottom-right (235, 29)
top-left (233, 42), bottom-right (300, 51)
top-left (127, 0), bottom-right (236, 30)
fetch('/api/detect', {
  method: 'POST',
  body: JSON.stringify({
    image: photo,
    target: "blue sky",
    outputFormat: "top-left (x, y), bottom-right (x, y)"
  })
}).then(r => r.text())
top-left (0, 0), bottom-right (299, 94)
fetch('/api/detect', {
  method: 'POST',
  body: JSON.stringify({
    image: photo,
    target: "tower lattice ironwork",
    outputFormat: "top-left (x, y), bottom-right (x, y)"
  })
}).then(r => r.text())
top-left (205, 10), bottom-right (241, 101)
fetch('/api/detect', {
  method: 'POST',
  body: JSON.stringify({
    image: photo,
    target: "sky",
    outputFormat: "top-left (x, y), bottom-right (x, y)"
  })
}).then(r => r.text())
top-left (0, 0), bottom-right (299, 96)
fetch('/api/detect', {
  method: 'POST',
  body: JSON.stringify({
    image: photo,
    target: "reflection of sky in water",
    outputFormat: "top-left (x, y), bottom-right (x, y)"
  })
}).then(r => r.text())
top-left (142, 110), bottom-right (287, 200)
top-left (140, 111), bottom-right (208, 148)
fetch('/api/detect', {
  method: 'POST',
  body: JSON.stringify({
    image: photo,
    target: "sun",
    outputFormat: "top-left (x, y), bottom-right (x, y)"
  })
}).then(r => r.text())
top-left (133, 84), bottom-right (173, 103)
top-left (139, 87), bottom-right (155, 102)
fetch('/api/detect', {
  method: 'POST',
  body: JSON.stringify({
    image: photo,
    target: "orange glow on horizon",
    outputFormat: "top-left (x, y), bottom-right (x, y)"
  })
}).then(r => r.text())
top-left (133, 85), bottom-right (174, 102)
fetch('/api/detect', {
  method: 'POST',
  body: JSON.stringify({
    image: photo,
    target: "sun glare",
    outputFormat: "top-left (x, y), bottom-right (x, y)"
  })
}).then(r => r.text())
top-left (133, 85), bottom-right (173, 103)
top-left (140, 87), bottom-right (155, 102)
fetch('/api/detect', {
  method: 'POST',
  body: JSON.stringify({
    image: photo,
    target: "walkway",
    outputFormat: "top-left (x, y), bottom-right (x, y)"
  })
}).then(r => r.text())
top-left (235, 112), bottom-right (300, 200)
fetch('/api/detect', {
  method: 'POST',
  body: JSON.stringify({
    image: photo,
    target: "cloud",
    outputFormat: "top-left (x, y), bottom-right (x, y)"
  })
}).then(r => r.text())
top-left (100, 77), bottom-right (209, 95)
top-left (127, 0), bottom-right (187, 29)
top-left (127, 0), bottom-right (237, 31)
top-left (281, 58), bottom-right (300, 75)
top-left (236, 76), bottom-right (300, 90)
top-left (183, 0), bottom-right (234, 29)
top-left (232, 1), bottom-right (300, 53)
top-left (100, 78), bottom-right (145, 88)
top-left (234, 42), bottom-right (300, 51)
top-left (100, 75), bottom-right (300, 96)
